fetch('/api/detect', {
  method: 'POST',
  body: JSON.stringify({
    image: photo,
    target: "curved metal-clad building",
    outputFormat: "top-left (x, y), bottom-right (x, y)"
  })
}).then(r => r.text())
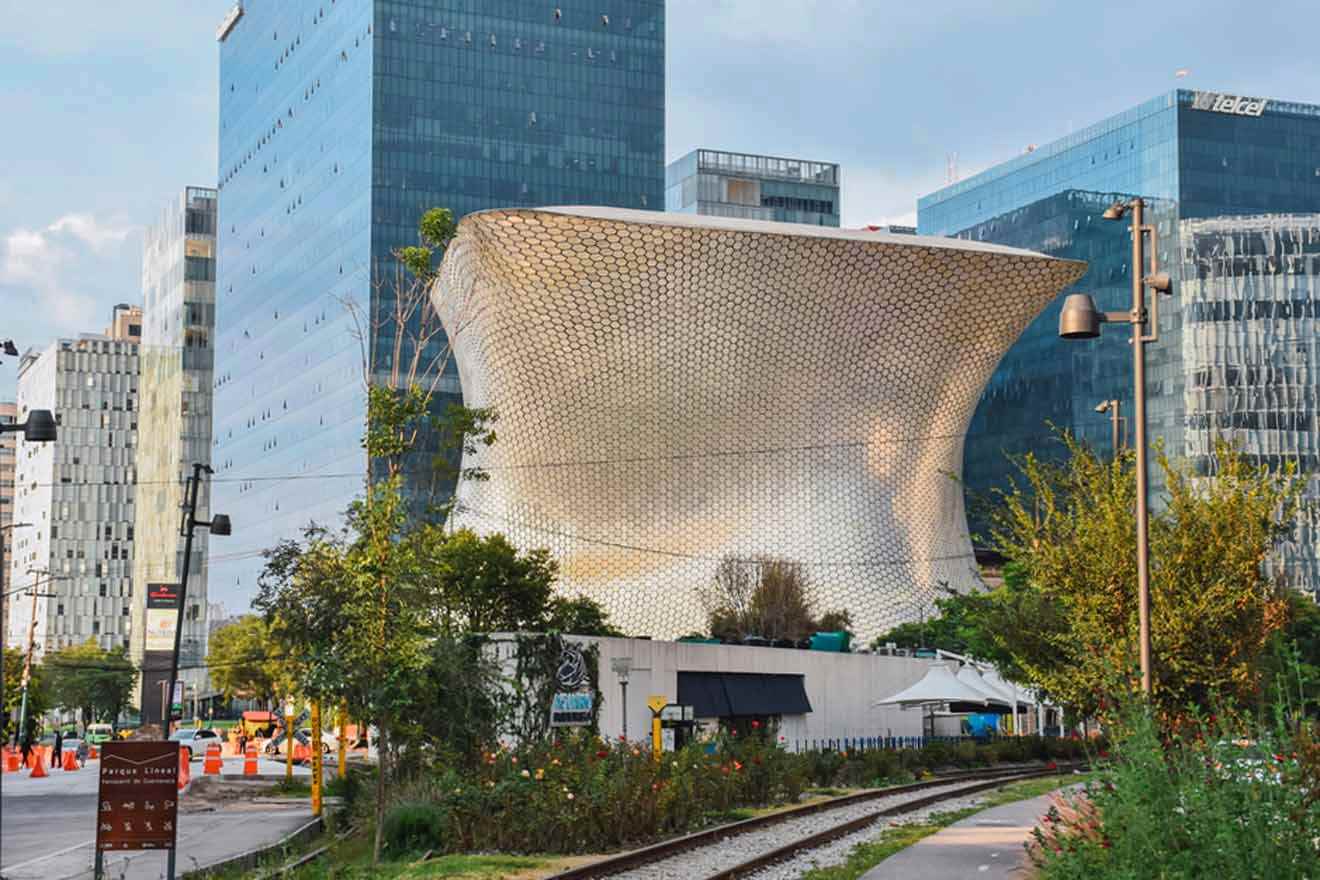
top-left (432, 207), bottom-right (1085, 639)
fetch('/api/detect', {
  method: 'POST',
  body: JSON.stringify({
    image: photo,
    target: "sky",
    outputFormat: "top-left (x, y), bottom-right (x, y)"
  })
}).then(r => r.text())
top-left (2, 0), bottom-right (1319, 400)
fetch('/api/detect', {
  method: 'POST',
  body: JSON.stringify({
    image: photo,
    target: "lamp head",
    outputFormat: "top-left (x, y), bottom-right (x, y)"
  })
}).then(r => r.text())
top-left (1059, 294), bottom-right (1105, 339)
top-left (1102, 202), bottom-right (1126, 220)
top-left (1095, 401), bottom-right (1111, 414)
top-left (23, 410), bottom-right (57, 442)
top-left (208, 514), bottom-right (232, 536)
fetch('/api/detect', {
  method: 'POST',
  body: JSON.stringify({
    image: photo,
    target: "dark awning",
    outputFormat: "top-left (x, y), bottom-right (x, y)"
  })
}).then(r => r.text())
top-left (678, 672), bottom-right (812, 718)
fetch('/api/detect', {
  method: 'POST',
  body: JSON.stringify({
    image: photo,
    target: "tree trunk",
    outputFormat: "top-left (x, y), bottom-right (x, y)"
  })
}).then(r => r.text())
top-left (372, 722), bottom-right (388, 864)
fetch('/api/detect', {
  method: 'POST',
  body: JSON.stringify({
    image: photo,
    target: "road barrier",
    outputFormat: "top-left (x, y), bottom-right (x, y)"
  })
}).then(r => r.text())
top-left (4, 748), bottom-right (19, 772)
top-left (243, 742), bottom-right (259, 776)
top-left (179, 745), bottom-right (192, 791)
top-left (204, 743), bottom-right (223, 775)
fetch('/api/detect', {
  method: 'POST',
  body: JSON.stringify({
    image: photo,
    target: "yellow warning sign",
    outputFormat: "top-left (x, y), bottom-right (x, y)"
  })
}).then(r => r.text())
top-left (647, 695), bottom-right (668, 714)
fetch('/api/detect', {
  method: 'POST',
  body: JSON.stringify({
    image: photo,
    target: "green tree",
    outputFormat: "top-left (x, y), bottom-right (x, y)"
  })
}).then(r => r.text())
top-left (206, 615), bottom-right (290, 706)
top-left (415, 527), bottom-right (558, 633)
top-left (44, 640), bottom-right (136, 727)
top-left (984, 435), bottom-right (1303, 722)
top-left (869, 580), bottom-right (1022, 674)
top-left (545, 595), bottom-right (623, 637)
top-left (704, 555), bottom-right (821, 642)
top-left (3, 647), bottom-right (49, 742)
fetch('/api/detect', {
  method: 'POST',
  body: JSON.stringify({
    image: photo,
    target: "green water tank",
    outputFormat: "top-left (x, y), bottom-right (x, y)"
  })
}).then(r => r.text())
top-left (809, 631), bottom-right (852, 653)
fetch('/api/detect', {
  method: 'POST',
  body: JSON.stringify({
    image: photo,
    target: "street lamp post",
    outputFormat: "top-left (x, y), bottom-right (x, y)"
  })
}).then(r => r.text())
top-left (15, 571), bottom-right (66, 742)
top-left (610, 657), bottom-right (633, 740)
top-left (1058, 197), bottom-right (1171, 695)
top-left (163, 463), bottom-right (230, 735)
top-left (1094, 399), bottom-right (1124, 454)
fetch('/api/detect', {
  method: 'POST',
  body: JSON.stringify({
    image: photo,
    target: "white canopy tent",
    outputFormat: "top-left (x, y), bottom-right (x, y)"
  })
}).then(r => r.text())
top-left (872, 662), bottom-right (992, 709)
top-left (954, 665), bottom-right (1015, 708)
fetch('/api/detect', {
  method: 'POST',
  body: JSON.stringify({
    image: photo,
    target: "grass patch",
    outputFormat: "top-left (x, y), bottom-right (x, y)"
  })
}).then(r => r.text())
top-left (266, 778), bottom-right (313, 798)
top-left (796, 774), bottom-right (1087, 880)
top-left (207, 823), bottom-right (564, 880)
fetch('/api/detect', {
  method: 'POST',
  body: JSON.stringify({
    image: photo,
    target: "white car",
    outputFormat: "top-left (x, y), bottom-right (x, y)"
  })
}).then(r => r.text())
top-left (168, 727), bottom-right (222, 761)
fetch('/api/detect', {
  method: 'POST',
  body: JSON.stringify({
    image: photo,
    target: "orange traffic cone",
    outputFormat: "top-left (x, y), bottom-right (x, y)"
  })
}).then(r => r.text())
top-left (292, 741), bottom-right (310, 764)
top-left (29, 751), bottom-right (48, 778)
top-left (89, 745), bottom-right (99, 760)
top-left (243, 742), bottom-right (259, 776)
top-left (178, 746), bottom-right (191, 791)
top-left (204, 743), bottom-right (223, 775)
top-left (62, 750), bottom-right (78, 771)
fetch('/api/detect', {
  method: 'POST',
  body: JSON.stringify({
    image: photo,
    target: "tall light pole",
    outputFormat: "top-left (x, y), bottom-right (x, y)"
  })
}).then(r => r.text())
top-left (1095, 399), bottom-right (1124, 454)
top-left (1, 523), bottom-right (34, 712)
top-left (1058, 197), bottom-right (1171, 695)
top-left (15, 571), bottom-right (66, 741)
top-left (610, 657), bottom-right (633, 740)
top-left (164, 463), bottom-right (229, 734)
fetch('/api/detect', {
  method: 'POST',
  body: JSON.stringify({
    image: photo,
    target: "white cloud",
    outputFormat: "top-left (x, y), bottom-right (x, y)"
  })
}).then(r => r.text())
top-left (0, 212), bottom-right (139, 332)
top-left (46, 213), bottom-right (134, 251)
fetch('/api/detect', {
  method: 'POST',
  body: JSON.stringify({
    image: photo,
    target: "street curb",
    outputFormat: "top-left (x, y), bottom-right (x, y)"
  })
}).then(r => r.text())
top-left (181, 816), bottom-right (324, 879)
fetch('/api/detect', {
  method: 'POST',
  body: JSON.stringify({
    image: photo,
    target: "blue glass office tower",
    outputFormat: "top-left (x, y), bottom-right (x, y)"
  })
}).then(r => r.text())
top-left (918, 90), bottom-right (1320, 597)
top-left (211, 1), bottom-right (665, 609)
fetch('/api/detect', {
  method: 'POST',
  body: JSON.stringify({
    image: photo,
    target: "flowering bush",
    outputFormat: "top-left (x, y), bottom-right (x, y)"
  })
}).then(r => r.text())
top-left (380, 729), bottom-right (808, 856)
top-left (1030, 707), bottom-right (1320, 879)
top-left (376, 730), bottom-right (1086, 858)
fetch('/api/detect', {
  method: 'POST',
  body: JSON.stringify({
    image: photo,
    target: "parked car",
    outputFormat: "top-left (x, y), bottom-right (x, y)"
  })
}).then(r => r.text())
top-left (169, 727), bottom-right (222, 761)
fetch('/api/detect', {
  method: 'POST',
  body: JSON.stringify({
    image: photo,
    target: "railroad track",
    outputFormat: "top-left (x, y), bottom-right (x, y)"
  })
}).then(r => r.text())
top-left (547, 763), bottom-right (1083, 880)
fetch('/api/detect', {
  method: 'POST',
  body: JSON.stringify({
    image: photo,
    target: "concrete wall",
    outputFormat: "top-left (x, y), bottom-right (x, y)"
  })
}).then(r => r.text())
top-left (490, 634), bottom-right (940, 748)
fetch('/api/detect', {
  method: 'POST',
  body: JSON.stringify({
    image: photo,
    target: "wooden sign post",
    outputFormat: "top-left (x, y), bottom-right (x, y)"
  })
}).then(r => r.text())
top-left (94, 741), bottom-right (181, 879)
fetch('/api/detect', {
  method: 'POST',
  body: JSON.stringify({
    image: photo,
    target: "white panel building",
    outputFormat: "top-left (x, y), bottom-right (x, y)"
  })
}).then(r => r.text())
top-left (7, 332), bottom-right (140, 659)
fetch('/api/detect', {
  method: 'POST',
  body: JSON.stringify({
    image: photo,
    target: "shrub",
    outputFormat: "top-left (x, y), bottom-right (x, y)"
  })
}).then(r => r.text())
top-left (382, 801), bottom-right (448, 854)
top-left (1032, 707), bottom-right (1320, 879)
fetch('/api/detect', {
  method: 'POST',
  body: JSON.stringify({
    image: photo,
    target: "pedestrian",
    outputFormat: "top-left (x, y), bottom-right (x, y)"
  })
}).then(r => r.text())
top-left (238, 729), bottom-right (247, 756)
top-left (52, 728), bottom-right (63, 769)
top-left (19, 732), bottom-right (32, 768)
top-left (76, 738), bottom-right (89, 768)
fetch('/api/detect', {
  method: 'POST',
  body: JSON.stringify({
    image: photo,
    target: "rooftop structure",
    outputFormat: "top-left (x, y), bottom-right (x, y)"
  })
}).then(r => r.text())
top-left (667, 148), bottom-right (840, 226)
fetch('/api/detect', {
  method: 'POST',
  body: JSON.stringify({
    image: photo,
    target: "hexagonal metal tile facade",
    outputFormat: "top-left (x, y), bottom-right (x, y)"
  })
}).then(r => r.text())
top-left (432, 207), bottom-right (1086, 640)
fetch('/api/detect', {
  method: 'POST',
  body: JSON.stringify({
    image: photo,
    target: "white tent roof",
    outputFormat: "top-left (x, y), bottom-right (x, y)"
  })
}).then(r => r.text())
top-left (955, 665), bottom-right (1015, 707)
top-left (872, 663), bottom-right (991, 708)
top-left (982, 668), bottom-right (1038, 707)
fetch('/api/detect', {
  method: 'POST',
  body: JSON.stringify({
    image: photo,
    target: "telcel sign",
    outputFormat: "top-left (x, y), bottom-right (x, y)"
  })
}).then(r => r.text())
top-left (1191, 91), bottom-right (1268, 117)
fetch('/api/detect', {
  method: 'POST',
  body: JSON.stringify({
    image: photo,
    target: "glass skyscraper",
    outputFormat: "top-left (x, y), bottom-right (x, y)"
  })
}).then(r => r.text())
top-left (212, 2), bottom-right (665, 609)
top-left (918, 89), bottom-right (1320, 597)
top-left (133, 186), bottom-right (217, 721)
top-left (666, 149), bottom-right (840, 226)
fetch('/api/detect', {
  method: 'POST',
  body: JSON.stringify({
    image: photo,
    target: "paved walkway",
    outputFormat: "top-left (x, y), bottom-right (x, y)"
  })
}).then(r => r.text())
top-left (1, 757), bottom-right (318, 880)
top-left (862, 790), bottom-right (1061, 880)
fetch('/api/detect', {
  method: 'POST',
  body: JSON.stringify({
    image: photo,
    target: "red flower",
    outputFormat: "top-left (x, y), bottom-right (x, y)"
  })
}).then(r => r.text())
top-left (595, 750), bottom-right (609, 759)
top-left (751, 720), bottom-right (760, 729)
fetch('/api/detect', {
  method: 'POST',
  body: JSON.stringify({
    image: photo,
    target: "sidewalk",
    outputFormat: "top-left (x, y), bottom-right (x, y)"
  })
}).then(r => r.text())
top-left (2, 808), bottom-right (317, 880)
top-left (861, 790), bottom-right (1062, 880)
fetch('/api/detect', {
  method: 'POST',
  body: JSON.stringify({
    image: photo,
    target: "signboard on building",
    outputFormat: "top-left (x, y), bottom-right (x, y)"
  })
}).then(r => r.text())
top-left (1191, 92), bottom-right (1268, 117)
top-left (95, 741), bottom-right (179, 852)
top-left (549, 691), bottom-right (594, 727)
top-left (144, 584), bottom-right (179, 652)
